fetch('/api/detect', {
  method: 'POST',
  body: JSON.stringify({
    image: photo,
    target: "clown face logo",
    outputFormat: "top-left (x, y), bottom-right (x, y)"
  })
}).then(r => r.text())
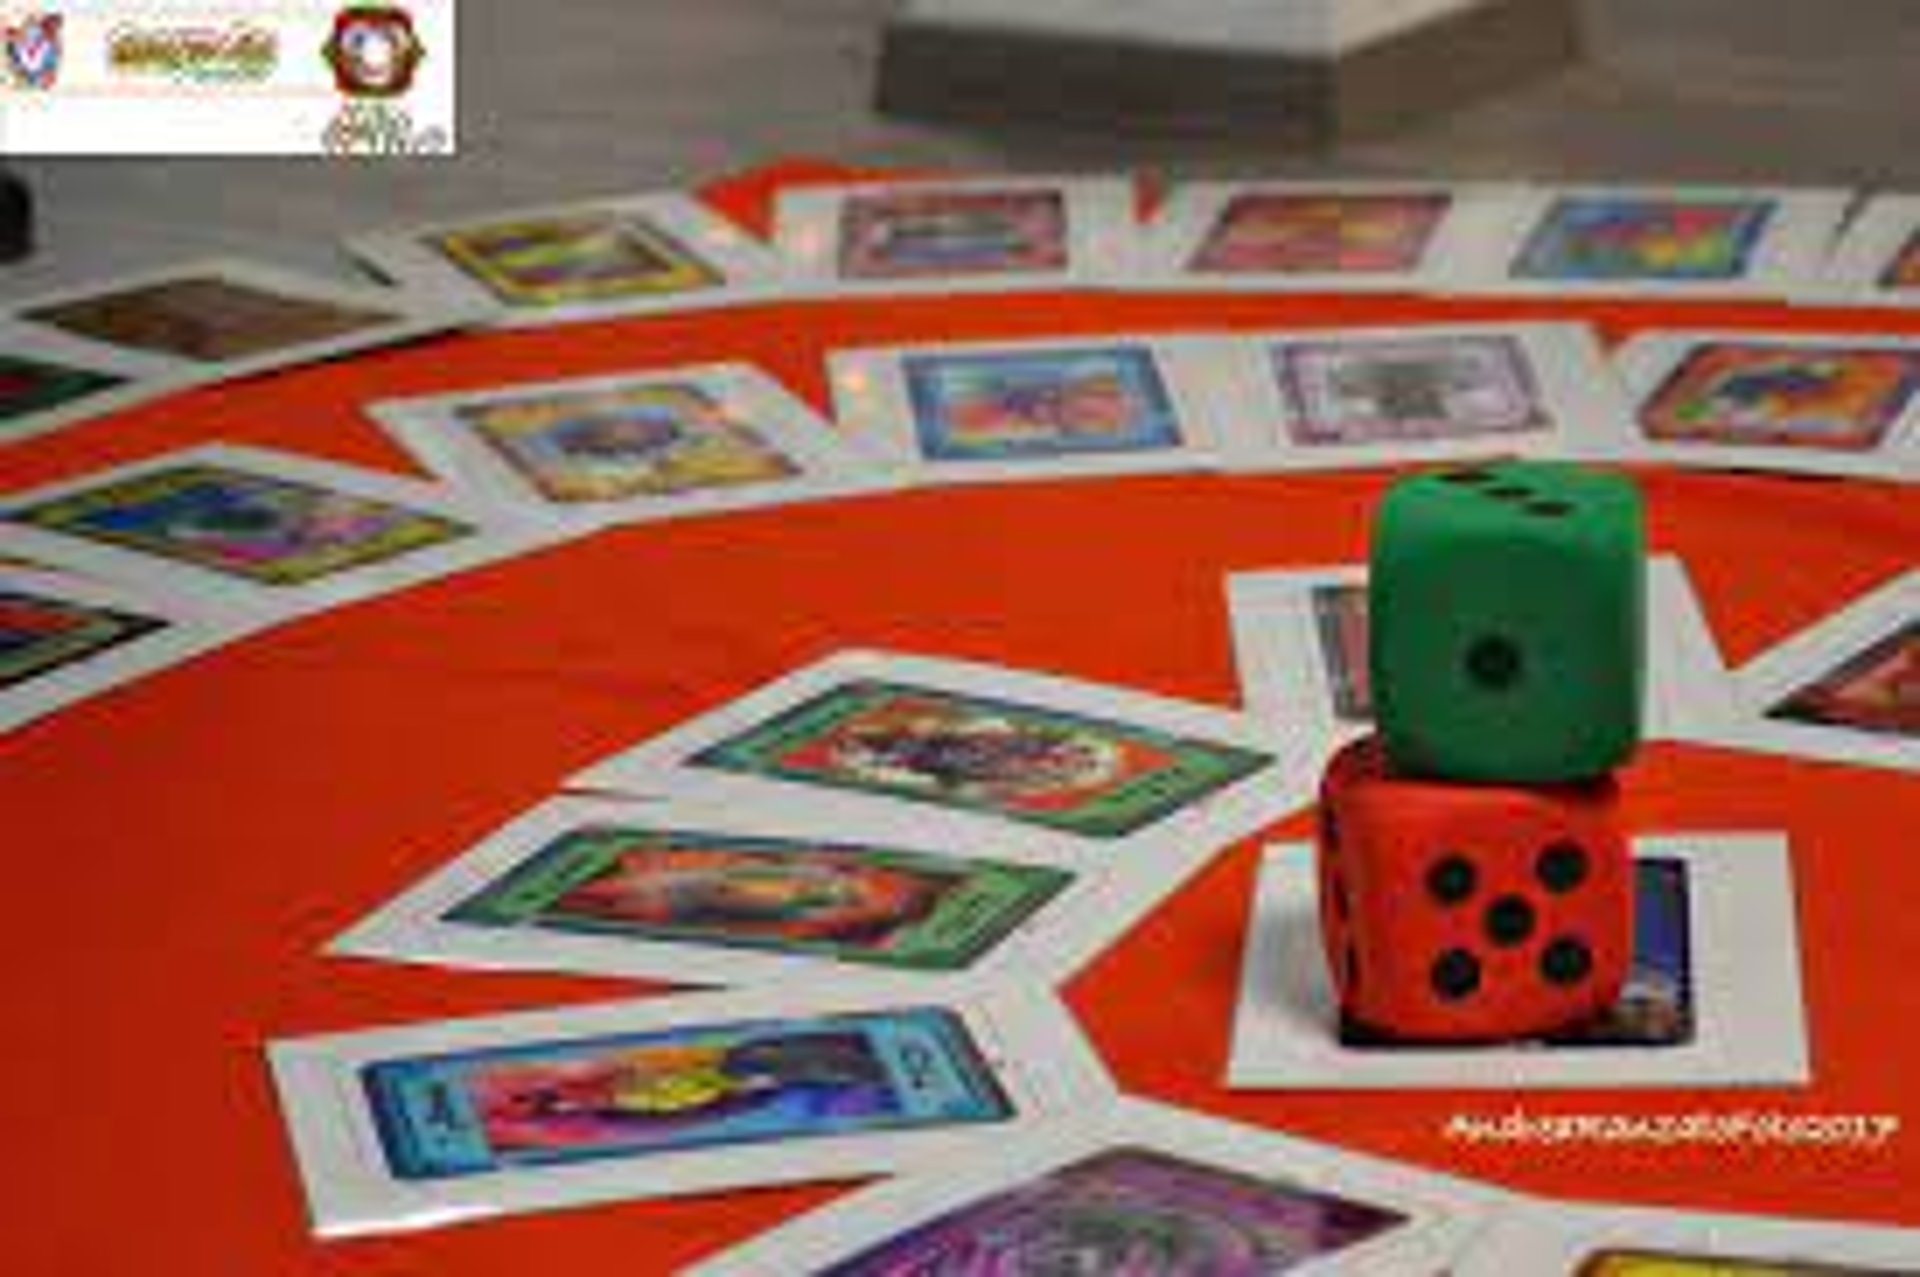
top-left (323, 5), bottom-right (423, 97)
top-left (4, 13), bottom-right (63, 89)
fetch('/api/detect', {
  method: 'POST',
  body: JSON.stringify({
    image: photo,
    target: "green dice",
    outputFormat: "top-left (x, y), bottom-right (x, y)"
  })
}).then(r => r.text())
top-left (1370, 461), bottom-right (1646, 782)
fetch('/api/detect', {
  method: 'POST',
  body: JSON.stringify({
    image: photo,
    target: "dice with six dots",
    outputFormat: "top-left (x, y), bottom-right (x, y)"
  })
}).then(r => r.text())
top-left (1370, 460), bottom-right (1646, 783)
top-left (1316, 736), bottom-right (1632, 1042)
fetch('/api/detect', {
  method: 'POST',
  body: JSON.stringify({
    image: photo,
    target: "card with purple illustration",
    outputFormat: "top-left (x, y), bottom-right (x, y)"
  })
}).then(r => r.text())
top-left (1229, 836), bottom-right (1808, 1090)
top-left (1225, 558), bottom-right (1742, 756)
top-left (1455, 1200), bottom-right (1920, 1277)
top-left (1597, 331), bottom-right (1920, 480)
top-left (1443, 186), bottom-right (1850, 299)
top-left (829, 335), bottom-right (1233, 484)
top-left (371, 363), bottom-right (892, 529)
top-left (1812, 193), bottom-right (1920, 306)
top-left (777, 177), bottom-right (1139, 295)
top-left (0, 444), bottom-right (553, 620)
top-left (269, 983), bottom-right (1113, 1237)
top-left (348, 191), bottom-right (791, 325)
top-left (0, 562), bottom-right (251, 734)
top-left (330, 790), bottom-right (1211, 989)
top-left (692, 1097), bottom-right (1512, 1276)
top-left (1206, 323), bottom-right (1633, 471)
top-left (7, 259), bottom-right (474, 381)
top-left (1141, 179), bottom-right (1521, 293)
top-left (1728, 570), bottom-right (1917, 772)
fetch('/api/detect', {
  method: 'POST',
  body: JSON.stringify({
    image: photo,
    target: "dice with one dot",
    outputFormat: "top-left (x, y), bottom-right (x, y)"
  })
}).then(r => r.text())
top-left (1370, 460), bottom-right (1646, 783)
top-left (1315, 736), bottom-right (1633, 1043)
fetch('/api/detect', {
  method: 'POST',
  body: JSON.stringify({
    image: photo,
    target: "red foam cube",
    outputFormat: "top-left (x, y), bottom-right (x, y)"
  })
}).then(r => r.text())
top-left (1316, 736), bottom-right (1633, 1043)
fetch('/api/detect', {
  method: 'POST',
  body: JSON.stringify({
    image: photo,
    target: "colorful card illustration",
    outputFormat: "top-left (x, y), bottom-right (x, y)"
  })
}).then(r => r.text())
top-left (363, 1007), bottom-right (1012, 1180)
top-left (1229, 836), bottom-right (1808, 1089)
top-left (687, 678), bottom-right (1269, 840)
top-left (1513, 196), bottom-right (1775, 282)
top-left (1310, 582), bottom-right (1372, 722)
top-left (692, 1097), bottom-right (1509, 1277)
top-left (443, 823), bottom-right (1072, 972)
top-left (1577, 1250), bottom-right (1917, 1276)
top-left (0, 351), bottom-right (127, 427)
top-left (21, 274), bottom-right (402, 363)
top-left (816, 1145), bottom-right (1409, 1274)
top-left (1641, 343), bottom-right (1920, 453)
top-left (1732, 571), bottom-right (1918, 770)
top-left (838, 189), bottom-right (1068, 280)
top-left (1339, 858), bottom-right (1695, 1051)
top-left (271, 985), bottom-right (1113, 1237)
top-left (8, 463), bottom-right (474, 587)
top-left (0, 588), bottom-right (166, 691)
top-left (777, 178), bottom-right (1137, 295)
top-left (1275, 333), bottom-right (1548, 447)
top-left (433, 212), bottom-right (725, 306)
top-left (1191, 191), bottom-right (1452, 276)
top-left (903, 346), bottom-right (1183, 462)
top-left (1882, 228), bottom-right (1920, 290)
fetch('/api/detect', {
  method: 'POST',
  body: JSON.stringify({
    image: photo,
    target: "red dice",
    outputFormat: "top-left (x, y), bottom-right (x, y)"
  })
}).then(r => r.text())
top-left (1316, 736), bottom-right (1633, 1043)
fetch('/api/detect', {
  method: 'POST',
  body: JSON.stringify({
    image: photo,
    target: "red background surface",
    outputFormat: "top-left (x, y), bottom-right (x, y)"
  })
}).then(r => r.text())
top-left (3, 162), bottom-right (1917, 1274)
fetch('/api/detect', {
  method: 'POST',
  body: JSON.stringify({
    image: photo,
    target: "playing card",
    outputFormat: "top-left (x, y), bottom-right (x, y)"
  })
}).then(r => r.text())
top-left (1204, 322), bottom-right (1635, 471)
top-left (348, 191), bottom-right (790, 325)
top-left (1441, 185), bottom-right (1852, 299)
top-left (1139, 178), bottom-right (1523, 294)
top-left (1456, 1199), bottom-right (1920, 1275)
top-left (7, 258), bottom-right (476, 381)
top-left (1594, 331), bottom-right (1919, 481)
top-left (1225, 557), bottom-right (1741, 754)
top-left (828, 334), bottom-right (1234, 484)
top-left (568, 649), bottom-right (1317, 867)
top-left (268, 983), bottom-right (1113, 1237)
top-left (0, 562), bottom-right (256, 734)
top-left (369, 362), bottom-right (895, 530)
top-left (1809, 193), bottom-right (1920, 307)
top-left (0, 443), bottom-right (557, 622)
top-left (775, 176), bottom-right (1139, 296)
top-left (691, 1096), bottom-right (1516, 1277)
top-left (1725, 570), bottom-right (1917, 772)
top-left (329, 790), bottom-right (1222, 989)
top-left (0, 320), bottom-right (189, 447)
top-left (1228, 835), bottom-right (1809, 1089)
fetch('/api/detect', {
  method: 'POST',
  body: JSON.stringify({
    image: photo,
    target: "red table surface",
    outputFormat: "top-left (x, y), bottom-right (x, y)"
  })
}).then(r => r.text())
top-left (3, 161), bottom-right (1918, 1274)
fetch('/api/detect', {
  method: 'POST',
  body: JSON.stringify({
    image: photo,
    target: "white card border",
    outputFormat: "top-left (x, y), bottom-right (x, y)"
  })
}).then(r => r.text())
top-left (774, 175), bottom-right (1140, 297)
top-left (269, 982), bottom-right (1115, 1239)
top-left (1228, 834), bottom-right (1810, 1090)
top-left (1439, 185), bottom-right (1853, 300)
top-left (346, 191), bottom-right (793, 327)
top-left (0, 319), bottom-right (196, 447)
top-left (691, 1095), bottom-right (1518, 1277)
top-left (368, 362), bottom-right (898, 532)
top-left (1207, 321), bottom-right (1635, 472)
top-left (1808, 192), bottom-right (1920, 308)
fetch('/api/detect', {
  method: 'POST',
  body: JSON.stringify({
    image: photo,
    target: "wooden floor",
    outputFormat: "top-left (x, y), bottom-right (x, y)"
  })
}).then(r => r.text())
top-left (4, 0), bottom-right (1918, 293)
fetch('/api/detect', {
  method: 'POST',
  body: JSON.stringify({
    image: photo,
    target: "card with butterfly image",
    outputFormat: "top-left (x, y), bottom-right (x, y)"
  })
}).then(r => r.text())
top-left (1724, 569), bottom-right (1917, 772)
top-left (775, 175), bottom-right (1139, 296)
top-left (1140, 177), bottom-right (1524, 294)
top-left (1809, 192), bottom-right (1920, 308)
top-left (5, 258), bottom-right (479, 384)
top-left (0, 560), bottom-right (261, 735)
top-left (691, 1095), bottom-right (1517, 1277)
top-left (369, 362), bottom-right (895, 532)
top-left (1456, 1198), bottom-right (1920, 1276)
top-left (568, 649), bottom-right (1320, 871)
top-left (1225, 557), bottom-right (1742, 758)
top-left (1201, 321), bottom-right (1632, 473)
top-left (1588, 330), bottom-right (1920, 481)
top-left (329, 787), bottom-right (1231, 991)
top-left (1441, 185), bottom-right (1852, 300)
top-left (268, 981), bottom-right (1113, 1238)
top-left (0, 443), bottom-right (559, 623)
top-left (347, 190), bottom-right (790, 326)
top-left (1229, 835), bottom-right (1808, 1089)
top-left (828, 334), bottom-right (1236, 485)
top-left (0, 319), bottom-right (194, 447)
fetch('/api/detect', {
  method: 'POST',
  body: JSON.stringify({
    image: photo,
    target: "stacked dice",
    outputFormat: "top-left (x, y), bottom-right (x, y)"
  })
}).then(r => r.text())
top-left (1318, 461), bottom-right (1646, 1043)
